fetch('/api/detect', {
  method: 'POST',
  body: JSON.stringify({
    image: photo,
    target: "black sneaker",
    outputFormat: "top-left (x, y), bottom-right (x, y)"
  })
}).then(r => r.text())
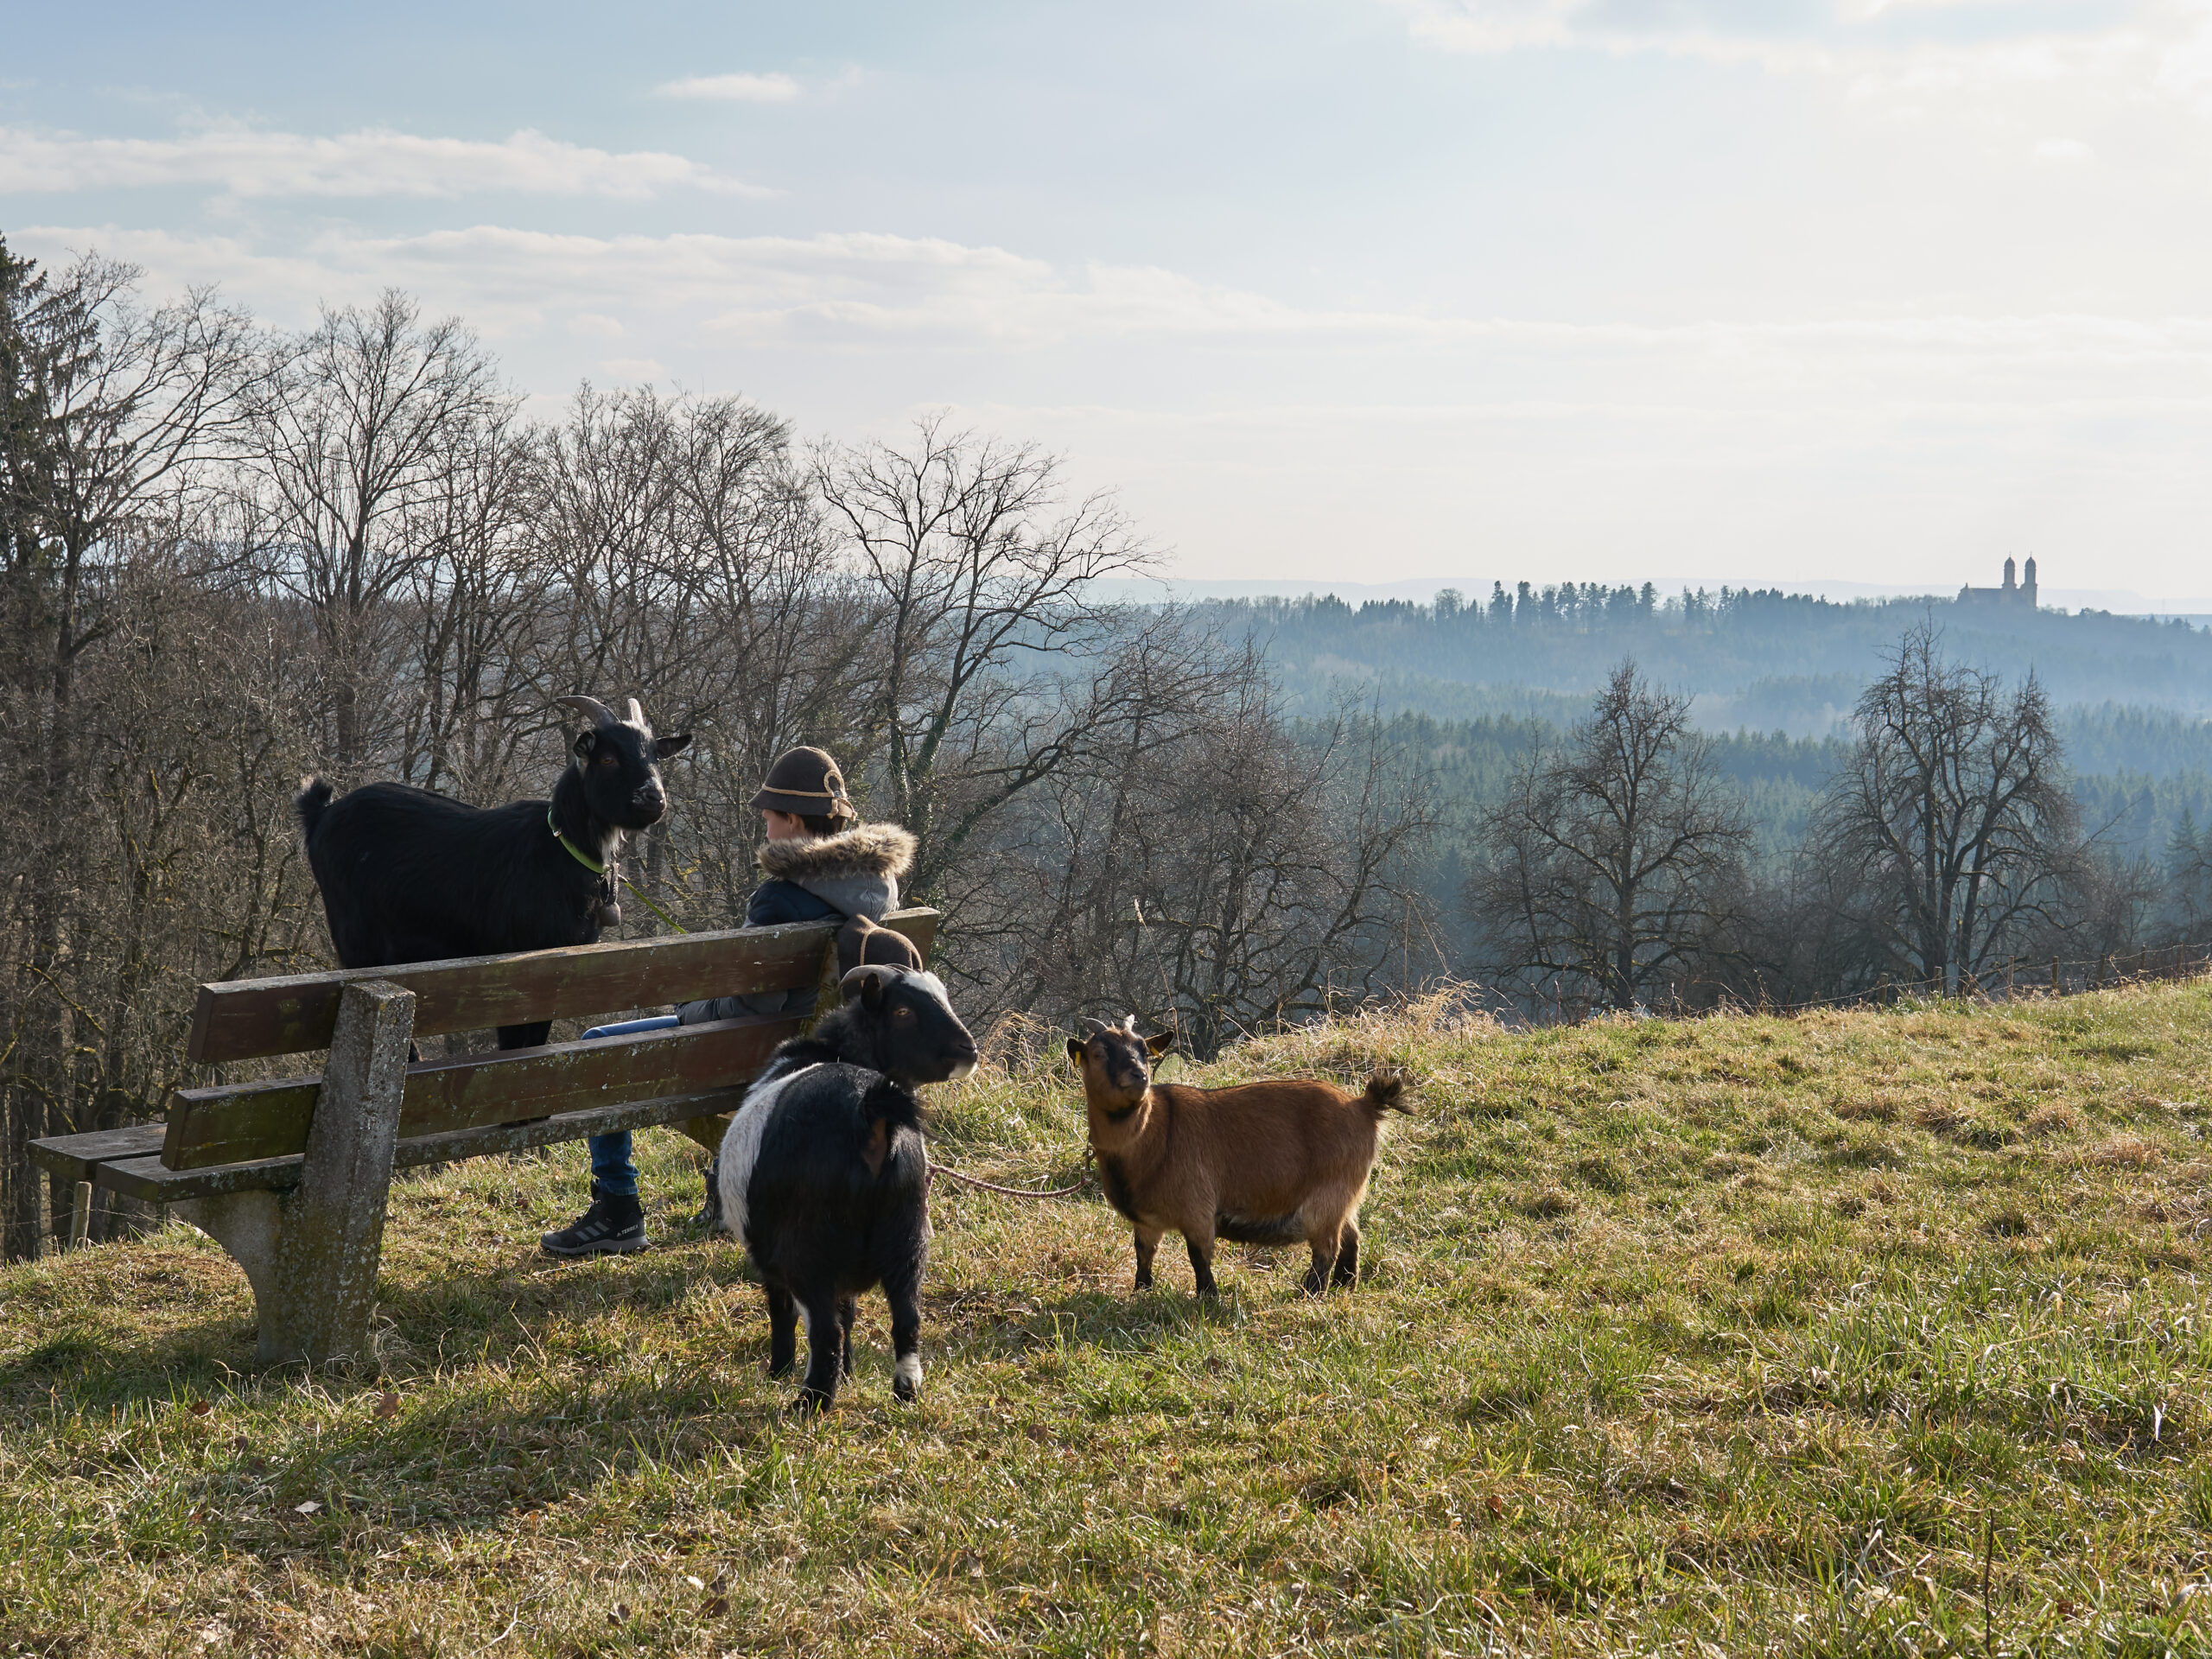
top-left (690, 1156), bottom-right (726, 1234)
top-left (540, 1185), bottom-right (648, 1257)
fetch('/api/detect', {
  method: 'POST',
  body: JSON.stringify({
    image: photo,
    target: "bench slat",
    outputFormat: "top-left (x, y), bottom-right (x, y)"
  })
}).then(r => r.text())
top-left (163, 1014), bottom-right (800, 1170)
top-left (105, 1087), bottom-right (748, 1203)
top-left (187, 908), bottom-right (938, 1065)
top-left (28, 1124), bottom-right (168, 1185)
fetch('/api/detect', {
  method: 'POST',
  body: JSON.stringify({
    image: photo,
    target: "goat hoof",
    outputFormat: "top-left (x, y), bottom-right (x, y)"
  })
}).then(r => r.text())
top-left (787, 1389), bottom-right (830, 1415)
top-left (766, 1358), bottom-right (794, 1378)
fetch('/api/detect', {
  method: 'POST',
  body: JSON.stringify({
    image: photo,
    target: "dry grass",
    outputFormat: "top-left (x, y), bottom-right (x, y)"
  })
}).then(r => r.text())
top-left (4, 980), bottom-right (2212, 1655)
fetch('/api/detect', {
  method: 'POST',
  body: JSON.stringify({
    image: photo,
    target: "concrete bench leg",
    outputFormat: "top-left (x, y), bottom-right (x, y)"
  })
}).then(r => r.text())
top-left (174, 980), bottom-right (416, 1366)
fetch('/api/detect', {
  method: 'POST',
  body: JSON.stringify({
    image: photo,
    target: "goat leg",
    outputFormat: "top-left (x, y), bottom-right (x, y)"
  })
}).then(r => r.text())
top-left (1303, 1217), bottom-right (1349, 1295)
top-left (884, 1267), bottom-right (924, 1402)
top-left (792, 1293), bottom-right (843, 1412)
top-left (1331, 1223), bottom-right (1361, 1289)
top-left (1132, 1225), bottom-right (1161, 1292)
top-left (1303, 1240), bottom-right (1340, 1296)
top-left (837, 1296), bottom-right (858, 1378)
top-left (1185, 1232), bottom-right (1219, 1300)
top-left (764, 1285), bottom-right (798, 1377)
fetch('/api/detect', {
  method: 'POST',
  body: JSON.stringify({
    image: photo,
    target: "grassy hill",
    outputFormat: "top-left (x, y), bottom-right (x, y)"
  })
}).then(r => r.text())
top-left (4, 983), bottom-right (2211, 1656)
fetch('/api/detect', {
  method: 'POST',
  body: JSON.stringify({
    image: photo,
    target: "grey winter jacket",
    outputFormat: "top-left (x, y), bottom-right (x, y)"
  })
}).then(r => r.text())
top-left (676, 823), bottom-right (917, 1023)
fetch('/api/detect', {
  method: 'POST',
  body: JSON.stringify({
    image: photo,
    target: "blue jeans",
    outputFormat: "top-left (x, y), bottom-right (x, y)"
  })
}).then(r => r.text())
top-left (589, 1129), bottom-right (639, 1198)
top-left (580, 1016), bottom-right (681, 1199)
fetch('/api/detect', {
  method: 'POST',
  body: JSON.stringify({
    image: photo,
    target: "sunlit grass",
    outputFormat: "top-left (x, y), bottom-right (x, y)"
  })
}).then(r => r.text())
top-left (3, 981), bottom-right (2210, 1654)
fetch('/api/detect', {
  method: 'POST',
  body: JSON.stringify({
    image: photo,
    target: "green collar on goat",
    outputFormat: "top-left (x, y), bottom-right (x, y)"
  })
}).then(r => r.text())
top-left (548, 808), bottom-right (608, 875)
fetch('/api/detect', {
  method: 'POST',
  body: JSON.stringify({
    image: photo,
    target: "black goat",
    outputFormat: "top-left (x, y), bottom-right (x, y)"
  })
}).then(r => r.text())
top-left (716, 963), bottom-right (977, 1411)
top-left (296, 695), bottom-right (691, 1049)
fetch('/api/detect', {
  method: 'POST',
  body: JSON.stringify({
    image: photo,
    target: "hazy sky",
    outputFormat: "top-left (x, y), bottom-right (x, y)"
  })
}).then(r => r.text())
top-left (5, 1), bottom-right (2209, 598)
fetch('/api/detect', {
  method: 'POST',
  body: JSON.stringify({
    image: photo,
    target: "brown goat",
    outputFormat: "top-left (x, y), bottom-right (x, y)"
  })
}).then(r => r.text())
top-left (1066, 1017), bottom-right (1409, 1297)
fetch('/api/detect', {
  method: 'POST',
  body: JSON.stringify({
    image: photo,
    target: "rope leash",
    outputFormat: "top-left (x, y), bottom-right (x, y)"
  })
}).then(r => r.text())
top-left (926, 1158), bottom-right (1092, 1199)
top-left (620, 875), bottom-right (690, 936)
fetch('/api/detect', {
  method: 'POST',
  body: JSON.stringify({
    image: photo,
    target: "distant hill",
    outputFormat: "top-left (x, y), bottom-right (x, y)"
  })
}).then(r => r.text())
top-left (1192, 586), bottom-right (2212, 732)
top-left (1108, 573), bottom-right (2212, 620)
top-left (1238, 588), bottom-right (2212, 877)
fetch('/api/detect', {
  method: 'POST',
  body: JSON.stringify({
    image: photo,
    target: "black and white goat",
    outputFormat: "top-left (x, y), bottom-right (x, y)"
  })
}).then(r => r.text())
top-left (716, 961), bottom-right (977, 1411)
top-left (296, 695), bottom-right (690, 1049)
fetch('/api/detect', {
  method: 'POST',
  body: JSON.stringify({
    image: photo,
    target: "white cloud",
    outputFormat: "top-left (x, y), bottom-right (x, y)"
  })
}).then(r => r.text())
top-left (22, 220), bottom-right (2212, 379)
top-left (14, 221), bottom-right (2211, 598)
top-left (0, 123), bottom-right (766, 200)
top-left (1380, 0), bottom-right (2212, 114)
top-left (654, 71), bottom-right (804, 102)
top-left (1395, 0), bottom-right (1582, 52)
top-left (2033, 136), bottom-right (2096, 161)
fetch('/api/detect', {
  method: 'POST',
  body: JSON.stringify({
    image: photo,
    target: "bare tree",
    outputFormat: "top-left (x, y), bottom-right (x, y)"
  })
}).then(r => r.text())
top-left (0, 249), bottom-right (259, 1257)
top-left (815, 416), bottom-right (1154, 893)
top-left (1469, 661), bottom-right (1751, 1012)
top-left (245, 291), bottom-right (499, 772)
top-left (529, 385), bottom-right (877, 930)
top-left (970, 653), bottom-right (1438, 1058)
top-left (1138, 693), bottom-right (1437, 1056)
top-left (2161, 811), bottom-right (2212, 944)
top-left (1810, 621), bottom-right (2076, 992)
top-left (397, 401), bottom-right (546, 799)
top-left (658, 394), bottom-right (876, 926)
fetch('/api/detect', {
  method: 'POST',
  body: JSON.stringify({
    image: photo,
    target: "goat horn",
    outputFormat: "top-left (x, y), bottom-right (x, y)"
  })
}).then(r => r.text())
top-left (626, 696), bottom-right (647, 729)
top-left (1077, 1017), bottom-right (1109, 1039)
top-left (554, 694), bottom-right (618, 728)
top-left (839, 964), bottom-right (899, 1002)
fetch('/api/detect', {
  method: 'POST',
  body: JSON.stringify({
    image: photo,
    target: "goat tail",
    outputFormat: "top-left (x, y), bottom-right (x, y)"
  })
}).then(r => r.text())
top-left (1360, 1070), bottom-right (1413, 1116)
top-left (294, 776), bottom-right (335, 845)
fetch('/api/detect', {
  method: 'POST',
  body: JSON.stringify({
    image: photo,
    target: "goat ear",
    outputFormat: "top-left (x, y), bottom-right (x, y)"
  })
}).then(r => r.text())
top-left (654, 732), bottom-right (692, 759)
top-left (571, 728), bottom-right (595, 761)
top-left (1065, 1037), bottom-right (1087, 1067)
top-left (1145, 1029), bottom-right (1175, 1058)
top-left (839, 964), bottom-right (893, 1007)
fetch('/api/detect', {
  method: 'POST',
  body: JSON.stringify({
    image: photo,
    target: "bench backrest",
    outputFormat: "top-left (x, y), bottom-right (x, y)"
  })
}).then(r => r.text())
top-left (164, 909), bottom-right (940, 1172)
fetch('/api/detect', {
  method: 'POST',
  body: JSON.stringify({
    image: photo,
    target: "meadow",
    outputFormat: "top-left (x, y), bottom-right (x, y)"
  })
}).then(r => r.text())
top-left (3, 982), bottom-right (2209, 1656)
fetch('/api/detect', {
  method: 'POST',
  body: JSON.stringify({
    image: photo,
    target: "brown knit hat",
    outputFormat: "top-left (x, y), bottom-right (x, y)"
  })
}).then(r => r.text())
top-left (836, 914), bottom-right (925, 977)
top-left (750, 746), bottom-right (857, 823)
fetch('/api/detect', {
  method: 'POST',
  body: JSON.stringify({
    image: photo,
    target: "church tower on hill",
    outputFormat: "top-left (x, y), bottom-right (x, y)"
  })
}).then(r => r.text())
top-left (1958, 557), bottom-right (2039, 611)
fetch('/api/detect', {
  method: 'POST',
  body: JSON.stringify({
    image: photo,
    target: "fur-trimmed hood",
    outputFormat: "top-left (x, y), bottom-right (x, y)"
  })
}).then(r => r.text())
top-left (757, 822), bottom-right (916, 919)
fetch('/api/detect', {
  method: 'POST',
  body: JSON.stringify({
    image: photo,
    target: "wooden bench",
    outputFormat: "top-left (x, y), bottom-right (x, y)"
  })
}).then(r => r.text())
top-left (26, 908), bottom-right (940, 1365)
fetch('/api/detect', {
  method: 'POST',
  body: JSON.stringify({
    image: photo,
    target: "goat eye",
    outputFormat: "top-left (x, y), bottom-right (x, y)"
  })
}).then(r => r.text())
top-left (893, 1007), bottom-right (913, 1022)
top-left (597, 753), bottom-right (617, 766)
